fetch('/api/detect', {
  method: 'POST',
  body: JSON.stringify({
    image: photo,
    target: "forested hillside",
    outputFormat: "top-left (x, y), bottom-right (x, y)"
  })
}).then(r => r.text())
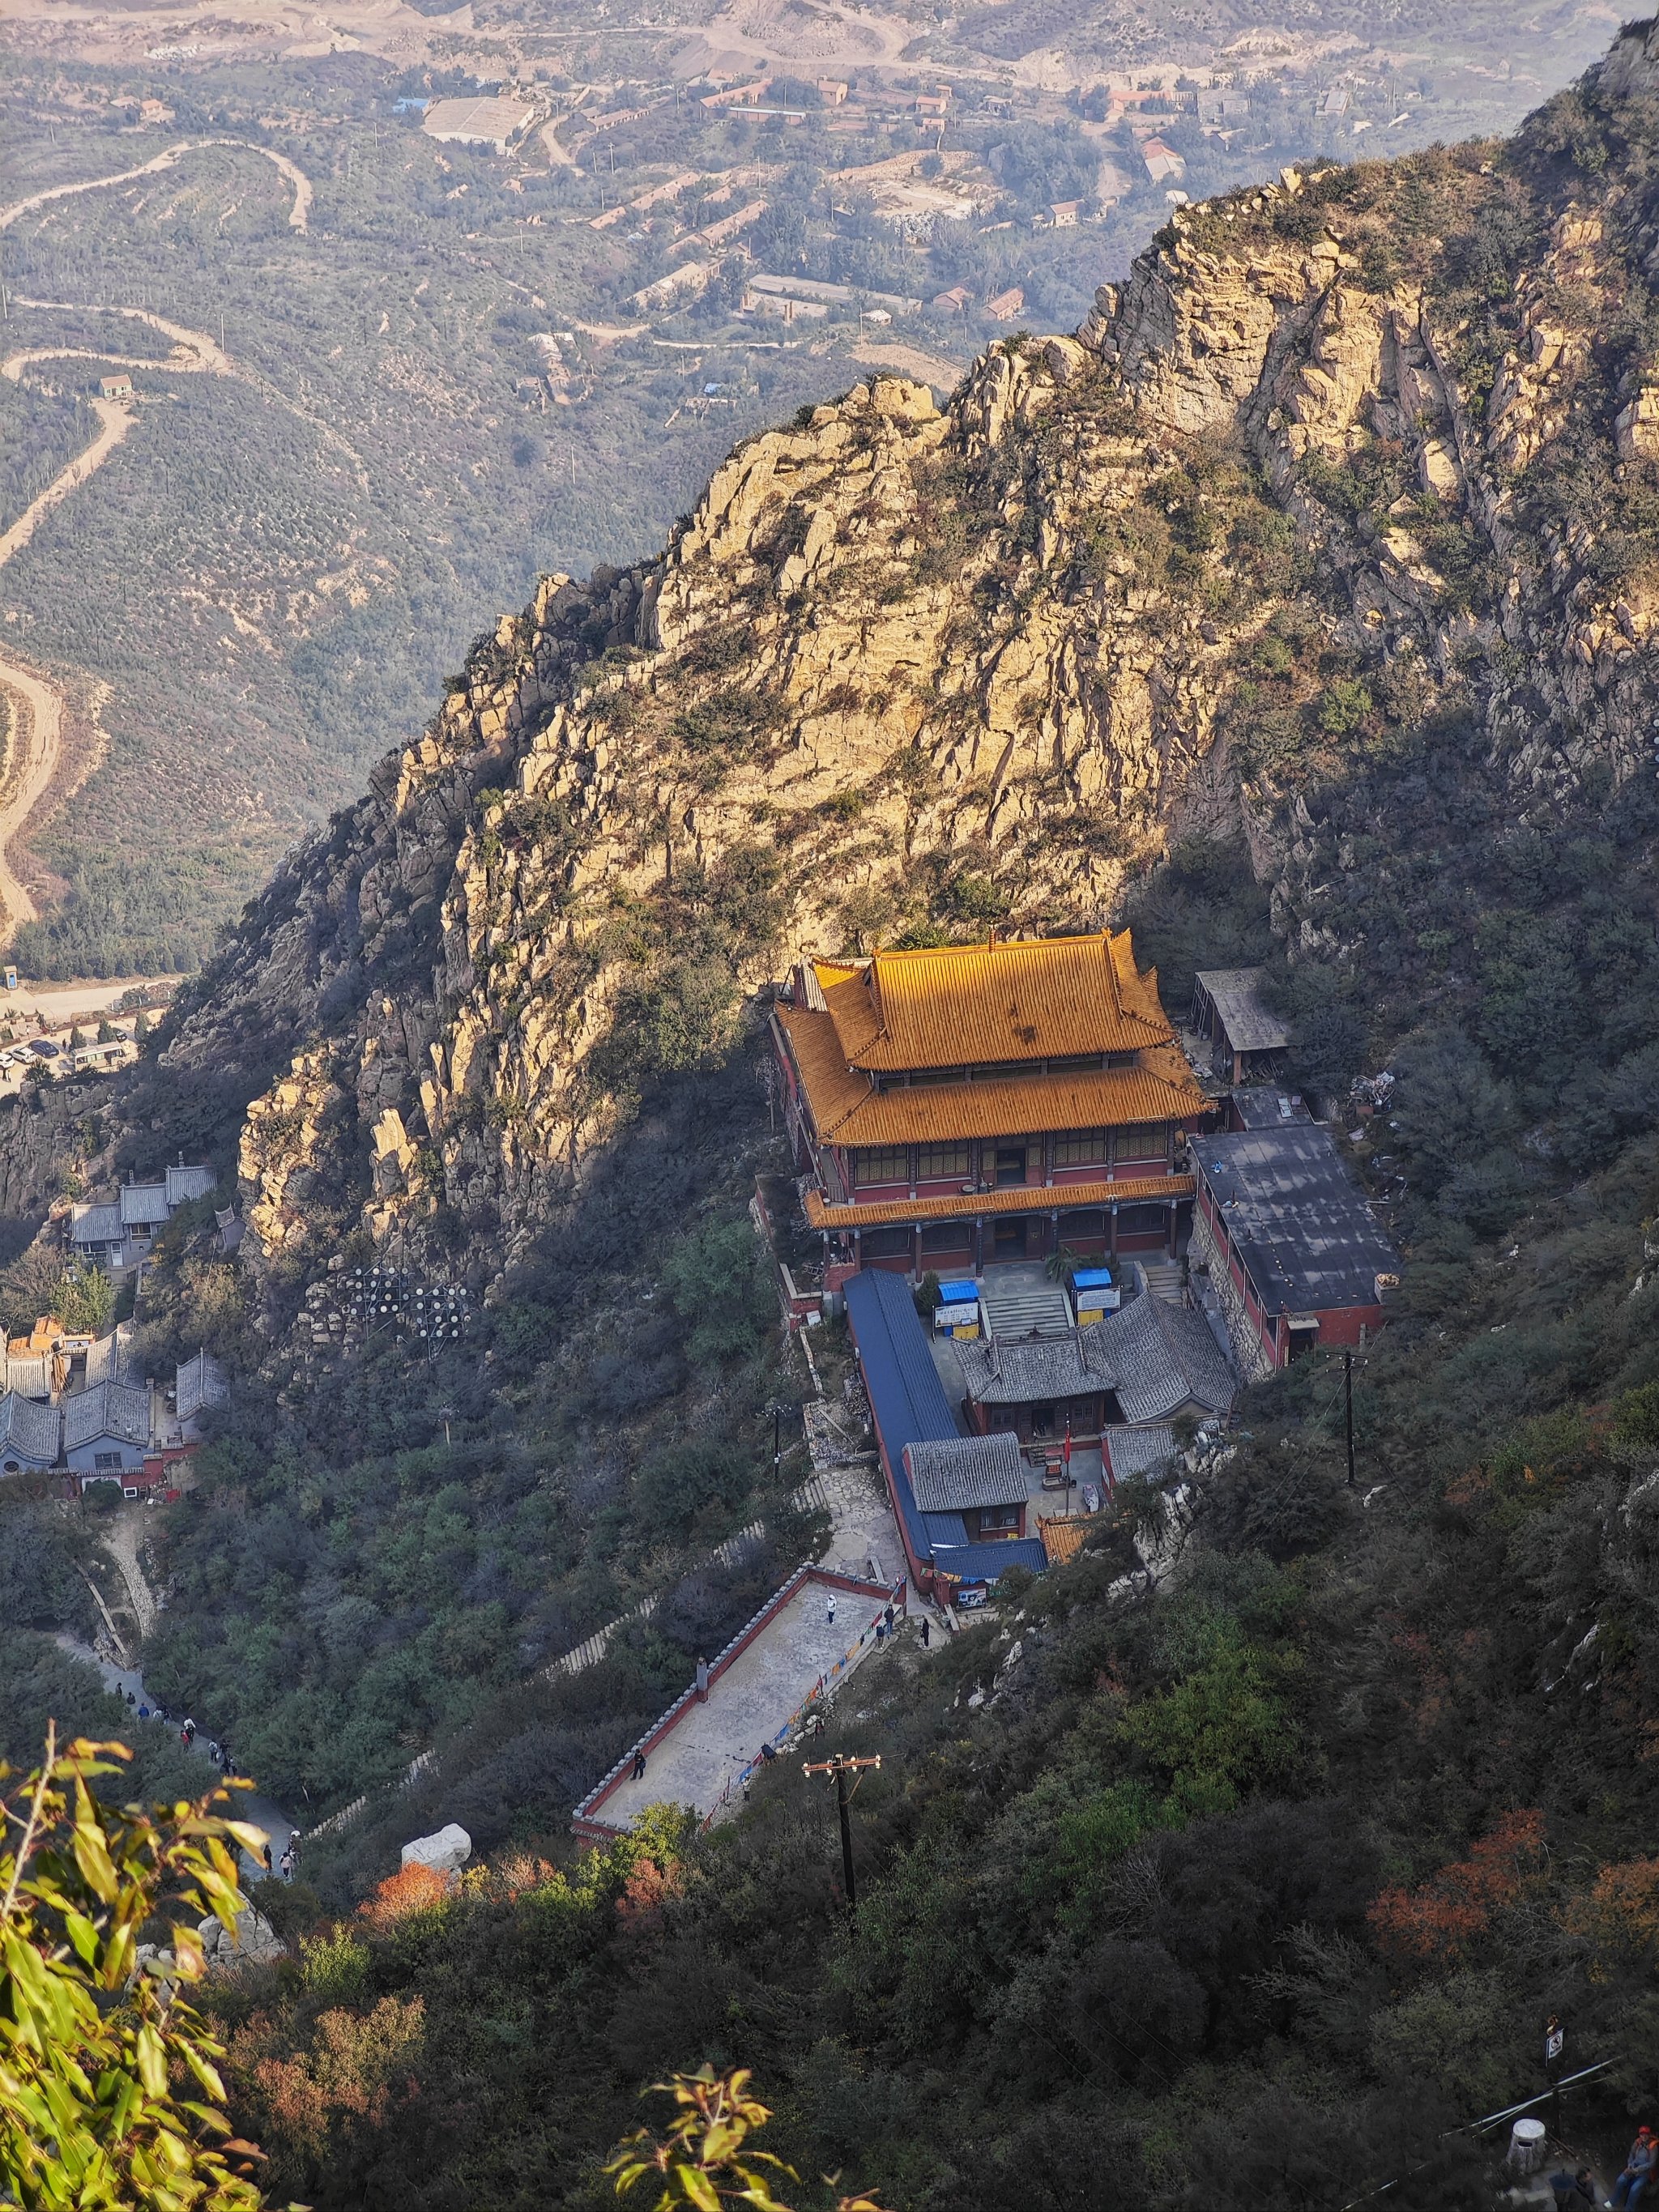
top-left (7, 18), bottom-right (1659, 2210)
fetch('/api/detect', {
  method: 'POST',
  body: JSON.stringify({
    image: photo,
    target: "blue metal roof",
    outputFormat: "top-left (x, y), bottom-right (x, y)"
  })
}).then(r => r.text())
top-left (846, 1269), bottom-right (1047, 1587)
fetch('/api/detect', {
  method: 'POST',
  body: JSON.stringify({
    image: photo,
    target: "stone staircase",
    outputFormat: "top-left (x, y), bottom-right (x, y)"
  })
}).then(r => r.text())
top-left (980, 1264), bottom-right (1073, 1340)
top-left (1137, 1259), bottom-right (1185, 1302)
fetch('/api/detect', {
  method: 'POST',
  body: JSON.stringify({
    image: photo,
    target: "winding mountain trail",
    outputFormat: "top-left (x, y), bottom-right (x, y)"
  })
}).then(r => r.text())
top-left (0, 136), bottom-right (311, 233)
top-left (0, 139), bottom-right (319, 942)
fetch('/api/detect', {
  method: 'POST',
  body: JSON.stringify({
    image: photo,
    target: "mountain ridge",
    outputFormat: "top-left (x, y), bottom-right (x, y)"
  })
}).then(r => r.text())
top-left (144, 19), bottom-right (1659, 1280)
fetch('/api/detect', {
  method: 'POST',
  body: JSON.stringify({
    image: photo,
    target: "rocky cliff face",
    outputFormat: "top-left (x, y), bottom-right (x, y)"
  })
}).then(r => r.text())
top-left (154, 25), bottom-right (1659, 1277)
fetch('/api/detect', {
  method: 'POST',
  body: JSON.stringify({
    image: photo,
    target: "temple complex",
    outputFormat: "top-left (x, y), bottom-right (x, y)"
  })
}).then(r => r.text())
top-left (771, 931), bottom-right (1206, 1291)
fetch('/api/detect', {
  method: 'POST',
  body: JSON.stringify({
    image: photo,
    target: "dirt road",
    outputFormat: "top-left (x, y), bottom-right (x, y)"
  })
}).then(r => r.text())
top-left (0, 136), bottom-right (311, 233)
top-left (0, 392), bottom-right (132, 570)
top-left (0, 661), bottom-right (61, 932)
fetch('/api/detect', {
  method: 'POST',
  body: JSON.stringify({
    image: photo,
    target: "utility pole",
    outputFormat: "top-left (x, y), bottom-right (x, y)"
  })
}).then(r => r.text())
top-left (773, 1400), bottom-right (782, 1481)
top-left (804, 1753), bottom-right (881, 1916)
top-left (1344, 1349), bottom-right (1355, 1489)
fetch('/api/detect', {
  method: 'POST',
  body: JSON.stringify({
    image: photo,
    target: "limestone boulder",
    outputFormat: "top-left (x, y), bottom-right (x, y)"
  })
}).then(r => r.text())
top-left (401, 1822), bottom-right (471, 1876)
top-left (195, 1903), bottom-right (284, 1971)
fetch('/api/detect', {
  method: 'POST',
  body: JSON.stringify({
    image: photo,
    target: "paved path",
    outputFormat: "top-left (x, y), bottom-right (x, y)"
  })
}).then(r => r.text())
top-left (595, 1576), bottom-right (893, 1830)
top-left (53, 1631), bottom-right (299, 1883)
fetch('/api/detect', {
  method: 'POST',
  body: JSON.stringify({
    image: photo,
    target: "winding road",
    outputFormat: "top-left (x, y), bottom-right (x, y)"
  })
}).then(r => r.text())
top-left (0, 137), bottom-right (312, 233)
top-left (0, 140), bottom-right (309, 944)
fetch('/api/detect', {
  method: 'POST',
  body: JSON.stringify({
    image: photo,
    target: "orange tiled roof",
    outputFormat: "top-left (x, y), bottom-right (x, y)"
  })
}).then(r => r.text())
top-left (804, 1172), bottom-right (1194, 1231)
top-left (776, 1003), bottom-right (1204, 1146)
top-left (812, 931), bottom-right (1173, 1072)
top-left (1038, 1515), bottom-right (1101, 1564)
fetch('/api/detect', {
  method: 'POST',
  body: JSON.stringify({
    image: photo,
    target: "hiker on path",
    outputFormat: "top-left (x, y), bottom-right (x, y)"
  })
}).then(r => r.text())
top-left (261, 1842), bottom-right (273, 1874)
top-left (181, 1717), bottom-right (195, 1748)
top-left (825, 1593), bottom-right (836, 1626)
top-left (920, 1617), bottom-right (931, 1648)
top-left (631, 1748), bottom-right (647, 1781)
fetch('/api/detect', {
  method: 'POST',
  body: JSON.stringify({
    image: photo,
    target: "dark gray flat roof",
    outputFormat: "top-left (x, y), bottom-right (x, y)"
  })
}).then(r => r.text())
top-left (1190, 1124), bottom-right (1399, 1317)
top-left (1194, 969), bottom-right (1290, 1054)
top-left (1230, 1088), bottom-right (1312, 1129)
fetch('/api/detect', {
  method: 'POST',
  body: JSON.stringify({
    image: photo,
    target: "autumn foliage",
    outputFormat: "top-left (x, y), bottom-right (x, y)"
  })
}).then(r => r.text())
top-left (1566, 1856), bottom-right (1659, 1971)
top-left (356, 1860), bottom-right (452, 1932)
top-left (1368, 1809), bottom-right (1547, 1964)
top-left (234, 1997), bottom-right (426, 2172)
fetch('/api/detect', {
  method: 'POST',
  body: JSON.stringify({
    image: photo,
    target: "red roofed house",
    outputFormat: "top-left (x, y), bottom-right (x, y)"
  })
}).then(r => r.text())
top-left (770, 932), bottom-right (1205, 1289)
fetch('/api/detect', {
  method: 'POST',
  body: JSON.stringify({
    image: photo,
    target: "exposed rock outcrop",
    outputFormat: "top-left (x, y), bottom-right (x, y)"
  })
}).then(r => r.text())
top-left (134, 23), bottom-right (1659, 1282)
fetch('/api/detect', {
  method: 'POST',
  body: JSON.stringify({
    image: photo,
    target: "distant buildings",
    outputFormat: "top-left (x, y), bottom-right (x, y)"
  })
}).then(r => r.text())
top-left (422, 96), bottom-right (534, 150)
top-left (630, 259), bottom-right (719, 312)
top-left (1141, 139), bottom-right (1186, 185)
top-left (985, 286), bottom-right (1025, 321)
top-left (745, 272), bottom-right (920, 317)
top-left (0, 1333), bottom-right (228, 1491)
top-left (99, 371), bottom-right (134, 401)
top-left (70, 1163), bottom-right (215, 1276)
top-left (700, 78), bottom-right (771, 111)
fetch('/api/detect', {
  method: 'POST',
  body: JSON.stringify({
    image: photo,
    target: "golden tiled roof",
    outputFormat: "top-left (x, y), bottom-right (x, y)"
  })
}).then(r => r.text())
top-left (804, 1173), bottom-right (1194, 1232)
top-left (1038, 1515), bottom-right (1101, 1564)
top-left (776, 1003), bottom-right (1204, 1146)
top-left (812, 931), bottom-right (1172, 1072)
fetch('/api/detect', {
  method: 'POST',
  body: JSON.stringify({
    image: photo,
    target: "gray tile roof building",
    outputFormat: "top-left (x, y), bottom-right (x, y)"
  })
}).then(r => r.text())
top-left (902, 1431), bottom-right (1027, 1512)
top-left (1103, 1423), bottom-right (1179, 1484)
top-left (955, 1328), bottom-right (1115, 1405)
top-left (83, 1323), bottom-right (136, 1387)
top-left (120, 1182), bottom-right (172, 1227)
top-left (168, 1165), bottom-right (215, 1207)
top-left (176, 1349), bottom-right (228, 1423)
top-left (63, 1380), bottom-right (150, 1453)
top-left (956, 1295), bottom-right (1235, 1429)
top-left (1098, 1294), bottom-right (1237, 1425)
top-left (70, 1201), bottom-right (122, 1250)
top-left (0, 1350), bottom-right (52, 1400)
top-left (0, 1392), bottom-right (60, 1466)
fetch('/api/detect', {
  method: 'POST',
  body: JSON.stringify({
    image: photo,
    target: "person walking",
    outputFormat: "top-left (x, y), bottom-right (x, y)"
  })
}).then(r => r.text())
top-left (630, 1747), bottom-right (647, 1781)
top-left (920, 1616), bottom-right (931, 1648)
top-left (279, 1846), bottom-right (294, 1883)
top-left (825, 1592), bottom-right (837, 1626)
top-left (181, 1717), bottom-right (195, 1749)
top-left (883, 1602), bottom-right (894, 1635)
top-left (261, 1841), bottom-right (273, 1874)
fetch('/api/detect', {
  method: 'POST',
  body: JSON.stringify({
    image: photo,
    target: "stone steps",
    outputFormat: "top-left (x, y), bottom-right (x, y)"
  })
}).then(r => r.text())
top-left (980, 1269), bottom-right (1073, 1340)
